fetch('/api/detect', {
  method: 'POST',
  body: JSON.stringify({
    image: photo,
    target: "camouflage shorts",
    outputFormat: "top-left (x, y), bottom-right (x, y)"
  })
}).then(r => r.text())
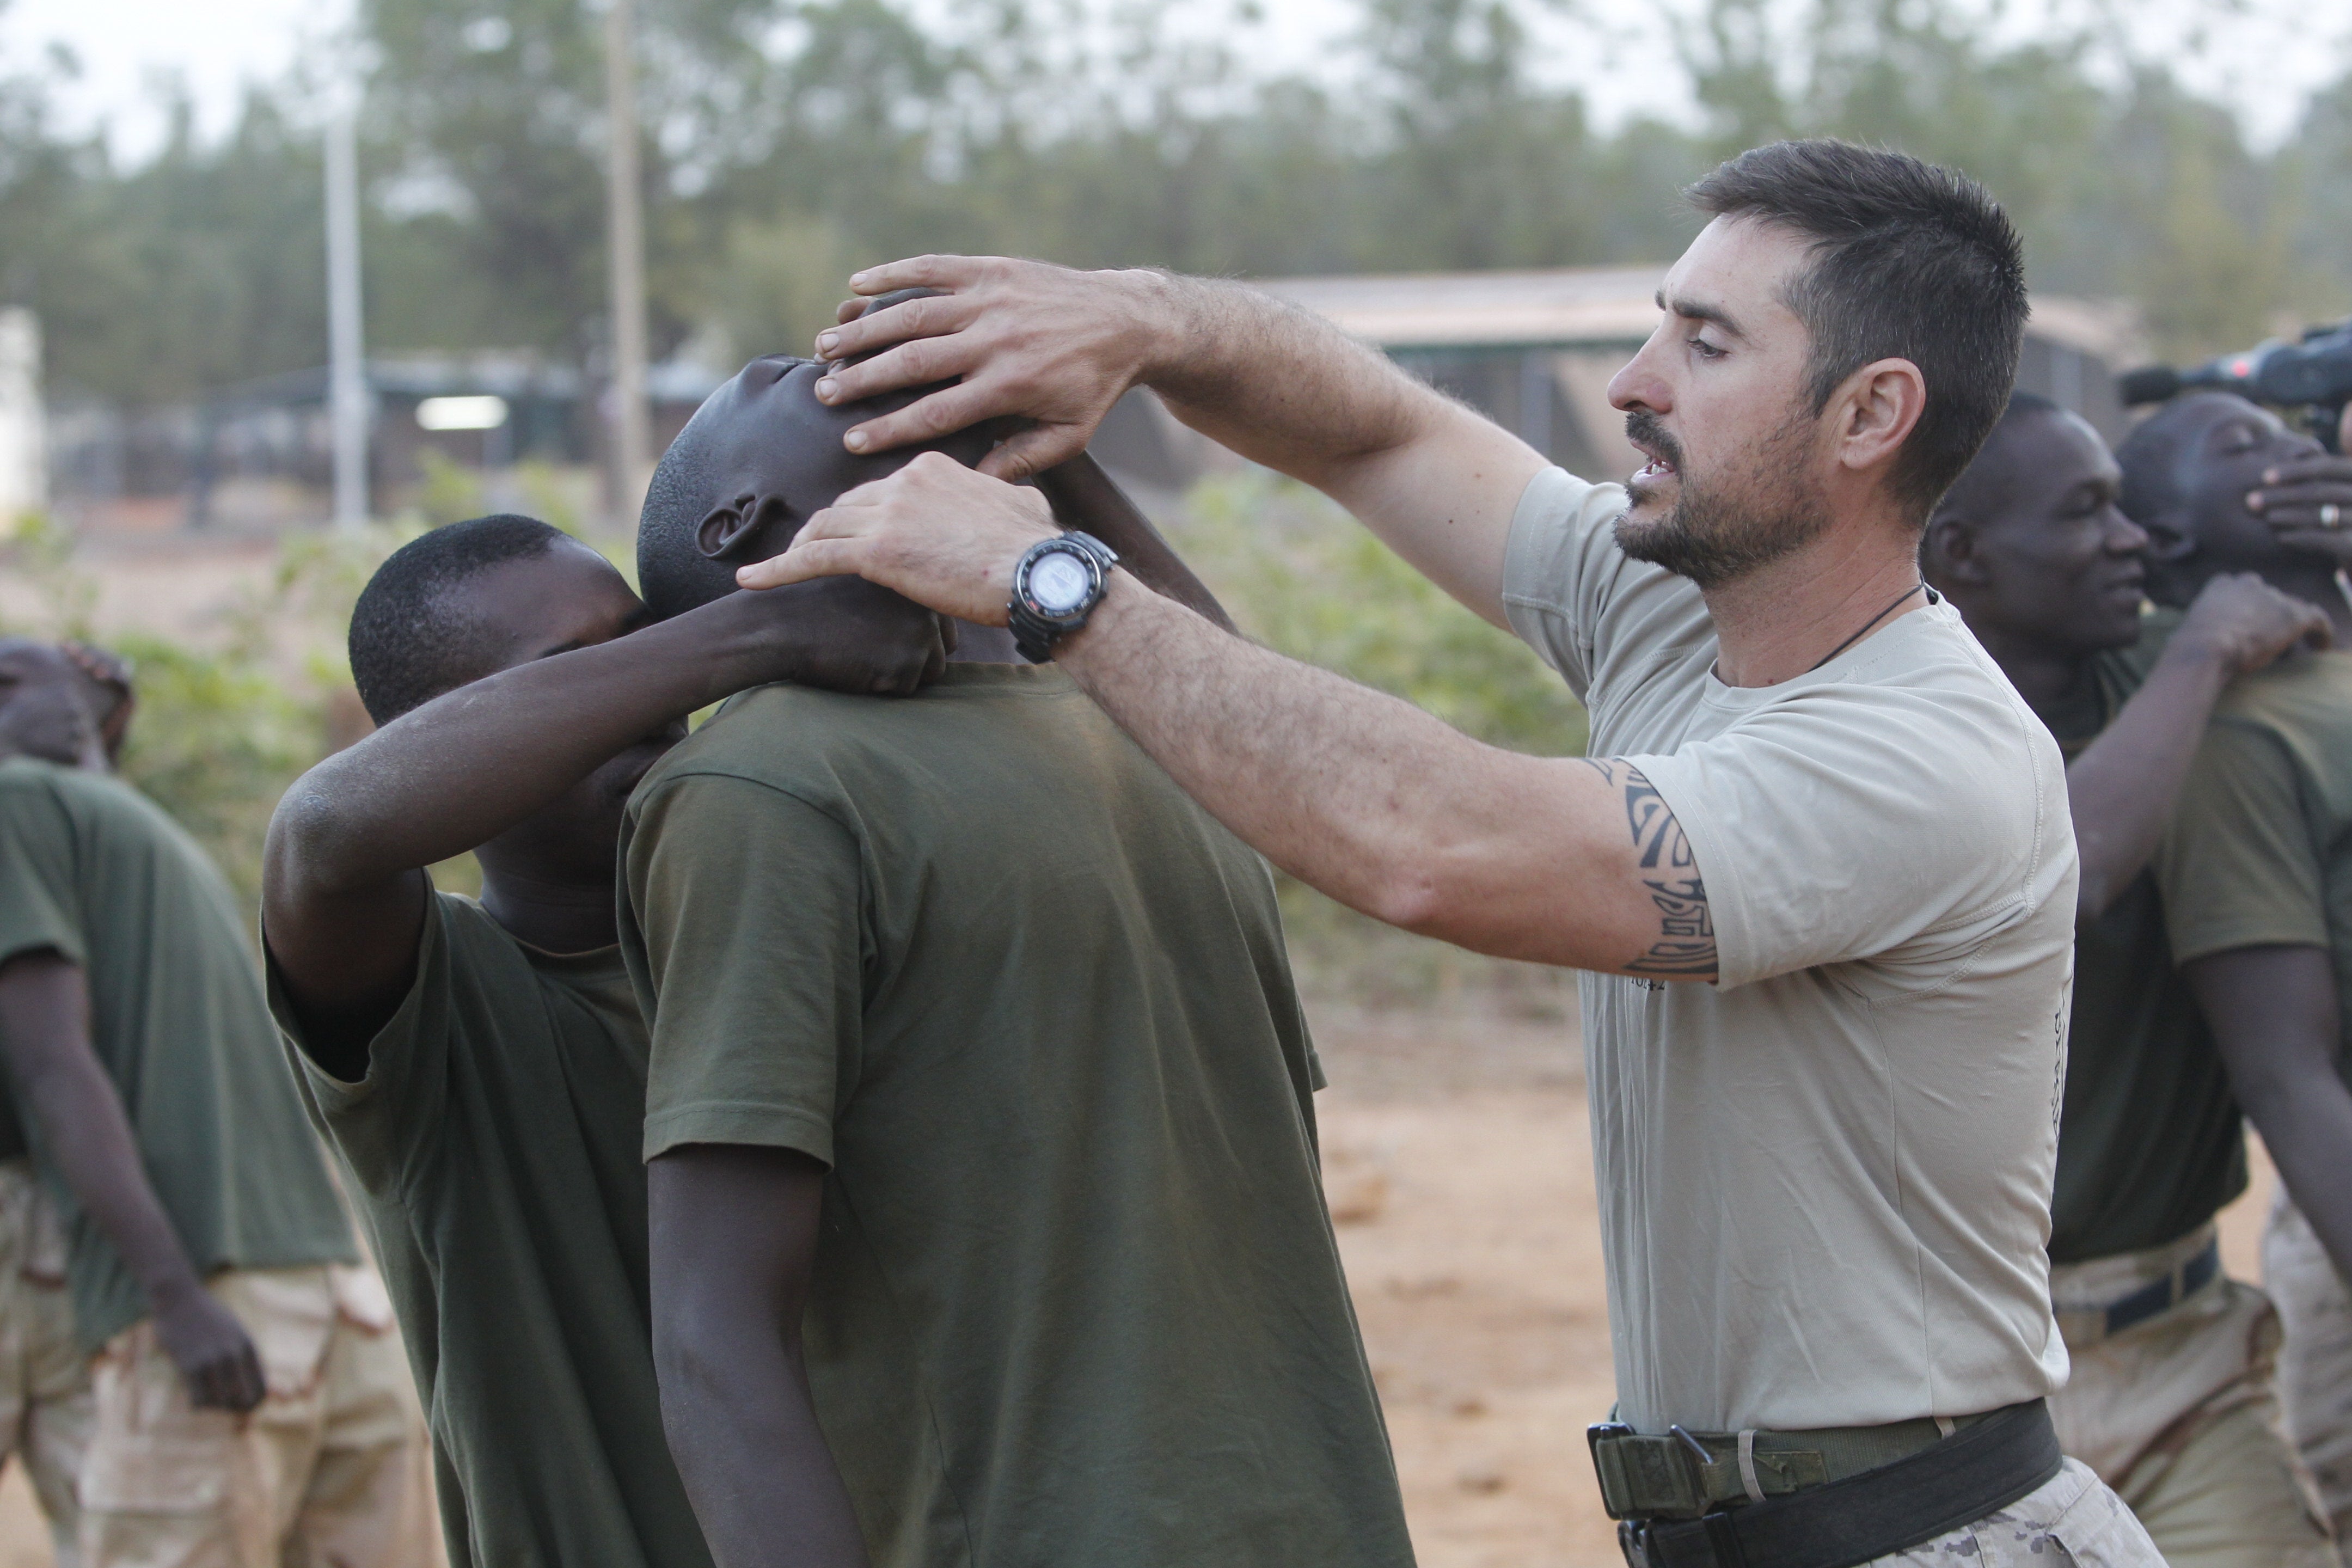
top-left (2266, 1190), bottom-right (2352, 1565)
top-left (78, 1263), bottom-right (441, 1568)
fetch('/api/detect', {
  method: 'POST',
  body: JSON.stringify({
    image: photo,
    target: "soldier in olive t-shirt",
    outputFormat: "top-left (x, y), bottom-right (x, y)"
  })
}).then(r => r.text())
top-left (2155, 645), bottom-right (2352, 1541)
top-left (272, 895), bottom-right (710, 1568)
top-left (0, 757), bottom-right (357, 1351)
top-left (621, 667), bottom-right (1414, 1568)
top-left (2039, 612), bottom-right (2248, 1267)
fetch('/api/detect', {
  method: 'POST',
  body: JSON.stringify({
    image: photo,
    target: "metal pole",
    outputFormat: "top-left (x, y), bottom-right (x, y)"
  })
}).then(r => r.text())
top-left (604, 0), bottom-right (650, 517)
top-left (325, 108), bottom-right (368, 528)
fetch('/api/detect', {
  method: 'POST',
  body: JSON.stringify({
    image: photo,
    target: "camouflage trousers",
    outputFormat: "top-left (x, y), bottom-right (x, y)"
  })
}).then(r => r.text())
top-left (79, 1263), bottom-right (443, 1568)
top-left (0, 1157), bottom-right (94, 1568)
top-left (2050, 1224), bottom-right (2333, 1568)
top-left (1866, 1457), bottom-right (2161, 1567)
top-left (2266, 1191), bottom-right (2352, 1566)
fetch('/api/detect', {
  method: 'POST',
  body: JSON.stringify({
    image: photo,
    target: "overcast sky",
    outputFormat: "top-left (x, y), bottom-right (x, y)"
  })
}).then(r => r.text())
top-left (13, 0), bottom-right (2348, 167)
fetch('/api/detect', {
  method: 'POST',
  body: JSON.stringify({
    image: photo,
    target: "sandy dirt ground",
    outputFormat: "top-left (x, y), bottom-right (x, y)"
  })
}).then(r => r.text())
top-left (0, 1001), bottom-right (2287, 1566)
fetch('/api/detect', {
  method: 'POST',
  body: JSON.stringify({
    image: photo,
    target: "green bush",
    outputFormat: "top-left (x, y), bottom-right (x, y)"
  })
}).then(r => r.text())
top-left (1166, 474), bottom-right (1587, 1017)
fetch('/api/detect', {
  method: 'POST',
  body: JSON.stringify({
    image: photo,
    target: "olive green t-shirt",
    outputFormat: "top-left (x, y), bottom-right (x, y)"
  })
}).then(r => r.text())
top-left (0, 758), bottom-right (355, 1349)
top-left (2155, 647), bottom-right (2352, 1075)
top-left (270, 892), bottom-right (711, 1568)
top-left (2041, 612), bottom-right (2247, 1263)
top-left (619, 665), bottom-right (1412, 1568)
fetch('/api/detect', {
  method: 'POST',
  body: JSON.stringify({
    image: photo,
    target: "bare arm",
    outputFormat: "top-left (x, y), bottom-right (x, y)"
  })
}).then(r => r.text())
top-left (0, 951), bottom-right (264, 1410)
top-left (264, 581), bottom-right (945, 1054)
top-left (742, 456), bottom-right (1710, 978)
top-left (2186, 946), bottom-right (2352, 1278)
top-left (649, 1145), bottom-right (866, 1568)
top-left (2068, 574), bottom-right (2330, 922)
top-left (809, 258), bottom-right (1545, 626)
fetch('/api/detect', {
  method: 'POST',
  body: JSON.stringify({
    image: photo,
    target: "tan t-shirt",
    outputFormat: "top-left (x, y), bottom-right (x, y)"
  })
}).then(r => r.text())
top-left (1499, 467), bottom-right (2077, 1434)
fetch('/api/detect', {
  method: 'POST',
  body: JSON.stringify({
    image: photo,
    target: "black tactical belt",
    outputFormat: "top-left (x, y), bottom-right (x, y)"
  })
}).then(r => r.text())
top-left (1600, 1400), bottom-right (2062, 1568)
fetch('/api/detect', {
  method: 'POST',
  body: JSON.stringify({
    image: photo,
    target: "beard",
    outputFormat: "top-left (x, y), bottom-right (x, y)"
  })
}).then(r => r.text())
top-left (1612, 407), bottom-right (1830, 589)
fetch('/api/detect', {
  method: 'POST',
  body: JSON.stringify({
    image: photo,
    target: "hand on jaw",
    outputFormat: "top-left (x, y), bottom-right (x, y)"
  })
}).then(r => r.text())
top-left (734, 451), bottom-right (1063, 628)
top-left (2246, 451), bottom-right (2352, 566)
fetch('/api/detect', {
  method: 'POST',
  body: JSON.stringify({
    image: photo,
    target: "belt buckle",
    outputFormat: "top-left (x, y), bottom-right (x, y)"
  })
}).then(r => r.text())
top-left (1618, 1520), bottom-right (1651, 1568)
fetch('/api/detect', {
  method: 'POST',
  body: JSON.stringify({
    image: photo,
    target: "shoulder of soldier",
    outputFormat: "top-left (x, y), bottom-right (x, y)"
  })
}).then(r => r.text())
top-left (2210, 647), bottom-right (2352, 734)
top-left (630, 682), bottom-right (862, 807)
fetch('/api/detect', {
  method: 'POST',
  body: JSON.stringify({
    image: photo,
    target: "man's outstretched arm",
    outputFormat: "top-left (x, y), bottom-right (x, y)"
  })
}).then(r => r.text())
top-left (0, 951), bottom-right (265, 1410)
top-left (2186, 946), bottom-right (2352, 1279)
top-left (265, 580), bottom-right (946, 1062)
top-left (741, 455), bottom-right (1713, 979)
top-left (648, 1145), bottom-right (866, 1568)
top-left (2065, 574), bottom-right (2328, 922)
top-left (807, 258), bottom-right (1546, 626)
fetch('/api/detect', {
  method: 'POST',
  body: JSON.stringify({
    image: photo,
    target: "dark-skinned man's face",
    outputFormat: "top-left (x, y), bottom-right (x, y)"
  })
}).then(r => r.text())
top-left (437, 540), bottom-right (683, 881)
top-left (1931, 409), bottom-right (2148, 655)
top-left (2142, 393), bottom-right (2327, 578)
top-left (0, 640), bottom-right (106, 768)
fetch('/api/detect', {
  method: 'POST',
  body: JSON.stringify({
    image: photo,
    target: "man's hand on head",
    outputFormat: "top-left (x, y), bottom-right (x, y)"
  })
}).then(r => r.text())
top-left (2171, 571), bottom-right (2333, 675)
top-left (2247, 452), bottom-right (2352, 565)
top-left (809, 256), bottom-right (1173, 482)
top-left (734, 453), bottom-right (1061, 627)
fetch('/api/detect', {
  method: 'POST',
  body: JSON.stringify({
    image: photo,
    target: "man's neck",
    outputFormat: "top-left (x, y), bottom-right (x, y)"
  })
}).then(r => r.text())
top-left (476, 860), bottom-right (620, 954)
top-left (1699, 520), bottom-right (1931, 688)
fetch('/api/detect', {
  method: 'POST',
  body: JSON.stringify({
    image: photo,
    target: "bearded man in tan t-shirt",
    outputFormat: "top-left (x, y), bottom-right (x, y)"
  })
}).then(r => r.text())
top-left (728, 140), bottom-right (2160, 1564)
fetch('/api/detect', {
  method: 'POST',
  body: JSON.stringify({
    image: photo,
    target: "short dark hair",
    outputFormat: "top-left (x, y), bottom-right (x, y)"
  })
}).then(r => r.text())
top-left (1929, 392), bottom-right (2068, 527)
top-left (2114, 393), bottom-right (2238, 530)
top-left (638, 289), bottom-right (995, 620)
top-left (1688, 139), bottom-right (2029, 521)
top-left (348, 513), bottom-right (566, 724)
top-left (636, 423), bottom-right (728, 622)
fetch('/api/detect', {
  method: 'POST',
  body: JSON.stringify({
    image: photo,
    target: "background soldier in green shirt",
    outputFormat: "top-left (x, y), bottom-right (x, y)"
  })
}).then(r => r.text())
top-left (1926, 394), bottom-right (2334, 1564)
top-left (2120, 391), bottom-right (2352, 1558)
top-left (626, 350), bottom-right (1415, 1568)
top-left (0, 639), bottom-right (437, 1568)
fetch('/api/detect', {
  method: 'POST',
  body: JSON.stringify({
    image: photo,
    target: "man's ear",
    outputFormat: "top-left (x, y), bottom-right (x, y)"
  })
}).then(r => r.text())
top-left (1830, 358), bottom-right (1928, 481)
top-left (1922, 513), bottom-right (1987, 589)
top-left (697, 493), bottom-right (760, 561)
top-left (2139, 507), bottom-right (2198, 566)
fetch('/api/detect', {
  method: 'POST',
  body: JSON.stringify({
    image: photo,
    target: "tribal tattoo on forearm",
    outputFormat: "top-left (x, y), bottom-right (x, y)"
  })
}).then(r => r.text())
top-left (1581, 759), bottom-right (1717, 979)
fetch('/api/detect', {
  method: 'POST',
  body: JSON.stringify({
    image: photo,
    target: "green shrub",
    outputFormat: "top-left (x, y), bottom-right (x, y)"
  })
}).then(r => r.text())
top-left (1166, 474), bottom-right (1587, 1017)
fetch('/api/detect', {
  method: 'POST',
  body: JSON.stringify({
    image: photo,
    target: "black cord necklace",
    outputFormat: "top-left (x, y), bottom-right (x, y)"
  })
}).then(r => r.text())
top-left (1808, 581), bottom-right (1934, 673)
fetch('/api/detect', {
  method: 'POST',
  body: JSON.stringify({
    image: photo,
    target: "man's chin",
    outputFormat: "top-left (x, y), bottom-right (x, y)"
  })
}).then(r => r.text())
top-left (1624, 473), bottom-right (1677, 513)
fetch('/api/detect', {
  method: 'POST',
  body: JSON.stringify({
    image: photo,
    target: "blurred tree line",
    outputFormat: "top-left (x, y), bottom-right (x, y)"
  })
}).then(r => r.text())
top-left (1, 0), bottom-right (2347, 414)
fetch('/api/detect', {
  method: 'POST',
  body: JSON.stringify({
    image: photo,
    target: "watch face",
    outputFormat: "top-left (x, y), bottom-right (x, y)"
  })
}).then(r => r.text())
top-left (1028, 550), bottom-right (1094, 615)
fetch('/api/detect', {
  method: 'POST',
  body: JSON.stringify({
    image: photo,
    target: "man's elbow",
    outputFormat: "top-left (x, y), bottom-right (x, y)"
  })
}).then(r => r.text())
top-left (1358, 857), bottom-right (1455, 938)
top-left (263, 779), bottom-right (366, 906)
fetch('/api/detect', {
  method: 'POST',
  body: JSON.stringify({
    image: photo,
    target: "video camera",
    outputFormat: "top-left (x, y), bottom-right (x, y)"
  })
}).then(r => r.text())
top-left (2120, 321), bottom-right (2352, 452)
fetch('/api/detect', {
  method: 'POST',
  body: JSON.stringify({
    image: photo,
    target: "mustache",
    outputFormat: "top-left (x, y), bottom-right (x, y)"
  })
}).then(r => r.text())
top-left (1624, 411), bottom-right (1682, 471)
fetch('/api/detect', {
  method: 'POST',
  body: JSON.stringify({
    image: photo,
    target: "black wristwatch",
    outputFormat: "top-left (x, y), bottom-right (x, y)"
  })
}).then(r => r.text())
top-left (1008, 530), bottom-right (1120, 663)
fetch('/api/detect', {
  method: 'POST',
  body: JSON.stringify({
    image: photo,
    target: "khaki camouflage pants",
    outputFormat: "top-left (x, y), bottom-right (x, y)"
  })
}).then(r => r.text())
top-left (1866, 1457), bottom-right (2163, 1566)
top-left (79, 1263), bottom-right (442, 1568)
top-left (0, 1158), bottom-right (93, 1567)
top-left (2266, 1191), bottom-right (2352, 1565)
top-left (2050, 1224), bottom-right (2333, 1567)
